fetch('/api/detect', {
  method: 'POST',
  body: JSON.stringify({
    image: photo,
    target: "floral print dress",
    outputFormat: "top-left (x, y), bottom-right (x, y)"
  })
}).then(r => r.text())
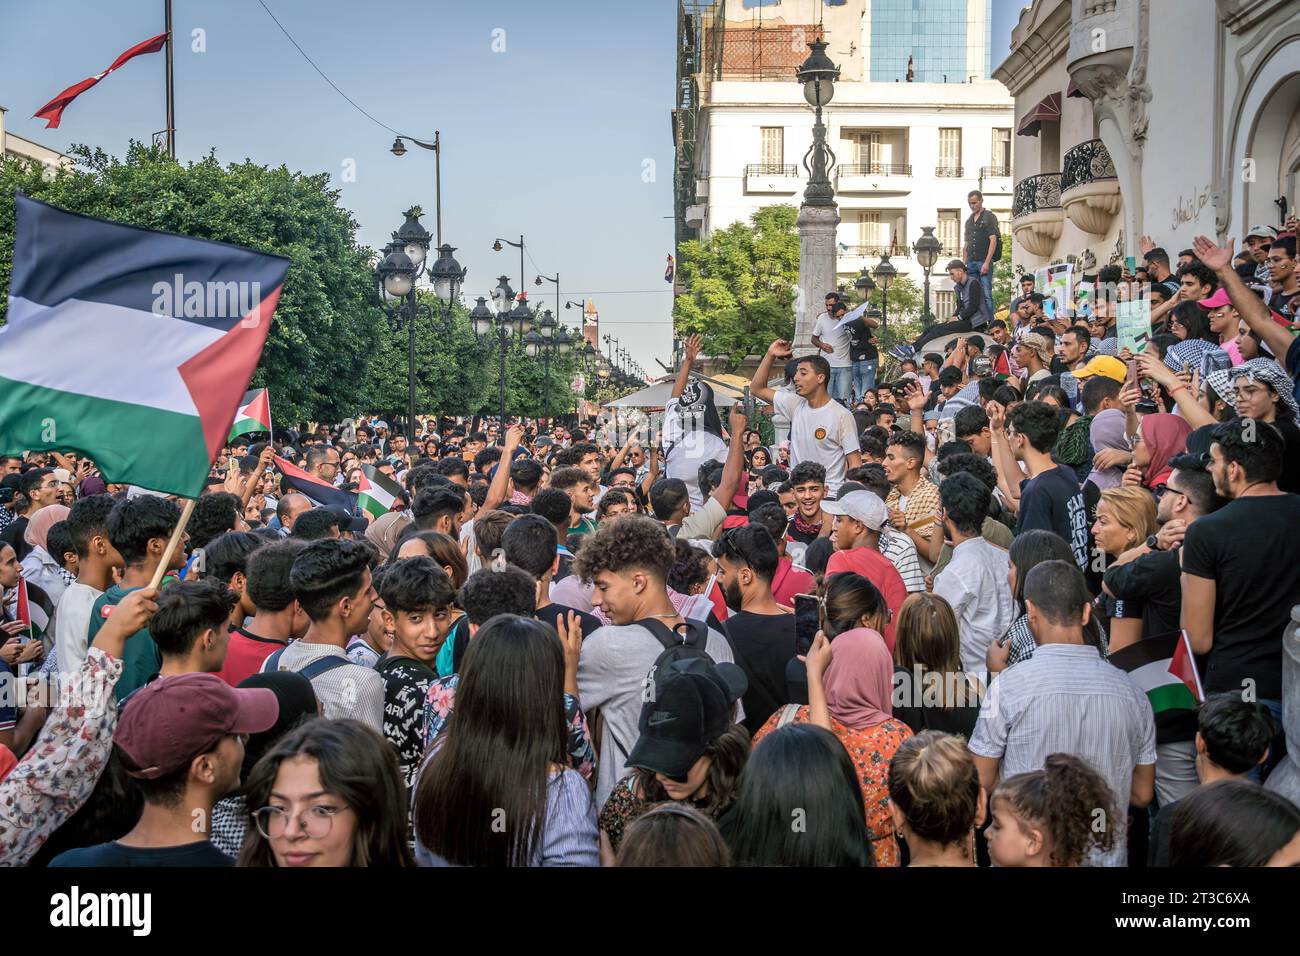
top-left (753, 706), bottom-right (912, 867)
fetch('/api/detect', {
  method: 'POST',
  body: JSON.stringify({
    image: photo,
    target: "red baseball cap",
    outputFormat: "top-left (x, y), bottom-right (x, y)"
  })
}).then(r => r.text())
top-left (115, 673), bottom-right (279, 779)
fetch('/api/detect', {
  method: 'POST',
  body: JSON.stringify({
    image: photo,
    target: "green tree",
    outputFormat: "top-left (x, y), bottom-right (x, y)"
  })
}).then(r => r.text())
top-left (0, 143), bottom-right (384, 425)
top-left (992, 232), bottom-right (1018, 310)
top-left (673, 205), bottom-right (800, 370)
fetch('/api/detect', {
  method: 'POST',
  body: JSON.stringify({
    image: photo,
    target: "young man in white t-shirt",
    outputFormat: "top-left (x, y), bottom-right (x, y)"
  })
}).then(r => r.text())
top-left (811, 294), bottom-right (852, 405)
top-left (749, 339), bottom-right (862, 494)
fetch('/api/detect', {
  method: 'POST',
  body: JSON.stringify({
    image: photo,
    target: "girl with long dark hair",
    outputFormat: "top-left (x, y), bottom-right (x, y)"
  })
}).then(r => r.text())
top-left (726, 723), bottom-right (872, 867)
top-left (412, 614), bottom-right (598, 866)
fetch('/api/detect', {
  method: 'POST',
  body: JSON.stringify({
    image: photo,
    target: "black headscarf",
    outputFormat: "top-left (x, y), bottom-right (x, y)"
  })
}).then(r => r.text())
top-left (676, 380), bottom-right (724, 441)
top-left (236, 670), bottom-right (319, 781)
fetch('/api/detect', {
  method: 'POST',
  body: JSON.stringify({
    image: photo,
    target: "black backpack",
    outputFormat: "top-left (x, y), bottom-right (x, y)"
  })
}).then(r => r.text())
top-left (600, 617), bottom-right (715, 761)
top-left (637, 617), bottom-right (714, 708)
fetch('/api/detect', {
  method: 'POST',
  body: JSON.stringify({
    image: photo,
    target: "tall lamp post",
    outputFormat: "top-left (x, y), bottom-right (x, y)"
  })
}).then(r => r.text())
top-left (390, 132), bottom-right (443, 245)
top-left (792, 37), bottom-right (841, 352)
top-left (913, 226), bottom-right (942, 328)
top-left (471, 276), bottom-right (533, 424)
top-left (873, 253), bottom-right (897, 329)
top-left (375, 209), bottom-right (465, 438)
top-left (524, 310), bottom-right (574, 424)
top-left (493, 235), bottom-right (527, 292)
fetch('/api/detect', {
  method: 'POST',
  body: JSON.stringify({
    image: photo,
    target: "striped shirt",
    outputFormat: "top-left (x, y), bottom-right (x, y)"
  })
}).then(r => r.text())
top-left (970, 643), bottom-right (1156, 866)
top-left (878, 528), bottom-right (926, 593)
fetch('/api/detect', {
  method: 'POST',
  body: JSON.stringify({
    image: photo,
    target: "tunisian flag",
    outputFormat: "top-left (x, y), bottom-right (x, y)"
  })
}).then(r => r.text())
top-left (34, 32), bottom-right (169, 129)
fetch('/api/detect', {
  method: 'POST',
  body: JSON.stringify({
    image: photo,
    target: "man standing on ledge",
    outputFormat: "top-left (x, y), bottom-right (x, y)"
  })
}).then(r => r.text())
top-left (750, 340), bottom-right (861, 495)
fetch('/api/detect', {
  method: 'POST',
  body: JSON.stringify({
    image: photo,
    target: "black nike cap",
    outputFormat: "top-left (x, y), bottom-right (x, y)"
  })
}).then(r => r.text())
top-left (626, 657), bottom-right (747, 781)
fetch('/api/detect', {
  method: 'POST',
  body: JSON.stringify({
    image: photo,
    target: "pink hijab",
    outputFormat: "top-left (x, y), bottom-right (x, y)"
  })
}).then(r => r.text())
top-left (1140, 414), bottom-right (1193, 491)
top-left (822, 627), bottom-right (894, 730)
top-left (24, 504), bottom-right (70, 552)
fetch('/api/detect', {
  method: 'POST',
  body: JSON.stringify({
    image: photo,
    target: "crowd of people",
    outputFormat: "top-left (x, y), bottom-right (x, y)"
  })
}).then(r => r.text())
top-left (1, 223), bottom-right (1299, 869)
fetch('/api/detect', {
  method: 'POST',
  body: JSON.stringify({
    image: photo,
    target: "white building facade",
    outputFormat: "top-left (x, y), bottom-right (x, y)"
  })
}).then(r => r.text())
top-left (675, 0), bottom-right (1014, 329)
top-left (996, 0), bottom-right (1300, 270)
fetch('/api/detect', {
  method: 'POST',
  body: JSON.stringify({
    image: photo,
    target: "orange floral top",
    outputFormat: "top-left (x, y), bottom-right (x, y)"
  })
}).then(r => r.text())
top-left (753, 706), bottom-right (912, 867)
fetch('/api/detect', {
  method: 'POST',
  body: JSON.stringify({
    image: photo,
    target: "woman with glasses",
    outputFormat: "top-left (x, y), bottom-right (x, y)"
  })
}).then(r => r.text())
top-left (1125, 413), bottom-right (1193, 495)
top-left (754, 573), bottom-right (911, 866)
top-left (239, 718), bottom-right (412, 867)
top-left (1206, 359), bottom-right (1300, 493)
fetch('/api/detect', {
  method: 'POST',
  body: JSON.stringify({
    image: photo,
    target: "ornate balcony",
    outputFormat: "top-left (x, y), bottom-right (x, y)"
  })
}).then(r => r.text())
top-left (1012, 173), bottom-right (1063, 258)
top-left (1061, 139), bottom-right (1121, 236)
top-left (743, 163), bottom-right (801, 195)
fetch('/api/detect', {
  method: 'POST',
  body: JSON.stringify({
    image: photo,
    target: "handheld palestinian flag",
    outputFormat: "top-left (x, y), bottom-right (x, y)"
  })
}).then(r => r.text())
top-left (0, 194), bottom-right (287, 498)
top-left (12, 579), bottom-right (48, 642)
top-left (1109, 630), bottom-right (1205, 715)
top-left (229, 388), bottom-right (271, 441)
top-left (273, 454), bottom-right (357, 512)
top-left (357, 464), bottom-right (403, 519)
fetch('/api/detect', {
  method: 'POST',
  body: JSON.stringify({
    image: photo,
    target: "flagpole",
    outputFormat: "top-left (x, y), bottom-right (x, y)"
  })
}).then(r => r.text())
top-left (148, 497), bottom-right (195, 590)
top-left (164, 0), bottom-right (175, 159)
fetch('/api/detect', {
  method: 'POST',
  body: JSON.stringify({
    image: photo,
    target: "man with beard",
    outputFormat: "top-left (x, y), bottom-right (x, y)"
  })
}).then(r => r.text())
top-left (664, 334), bottom-right (729, 509)
top-left (715, 525), bottom-right (794, 737)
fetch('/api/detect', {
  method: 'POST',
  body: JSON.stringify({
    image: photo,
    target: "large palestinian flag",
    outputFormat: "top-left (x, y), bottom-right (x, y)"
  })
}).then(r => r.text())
top-left (1110, 630), bottom-right (1205, 715)
top-left (229, 388), bottom-right (271, 441)
top-left (357, 464), bottom-right (403, 519)
top-left (0, 194), bottom-right (288, 497)
top-left (273, 454), bottom-right (357, 512)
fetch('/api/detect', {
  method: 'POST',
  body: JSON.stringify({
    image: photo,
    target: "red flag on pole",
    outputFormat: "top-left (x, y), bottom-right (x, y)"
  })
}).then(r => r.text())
top-left (33, 32), bottom-right (169, 129)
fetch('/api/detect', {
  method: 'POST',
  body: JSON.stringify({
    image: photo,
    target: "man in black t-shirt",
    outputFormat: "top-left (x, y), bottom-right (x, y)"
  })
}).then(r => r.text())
top-left (716, 525), bottom-right (796, 736)
top-left (502, 513), bottom-right (603, 638)
top-left (996, 402), bottom-right (1090, 569)
top-left (1183, 420), bottom-right (1300, 734)
top-left (964, 189), bottom-right (1000, 309)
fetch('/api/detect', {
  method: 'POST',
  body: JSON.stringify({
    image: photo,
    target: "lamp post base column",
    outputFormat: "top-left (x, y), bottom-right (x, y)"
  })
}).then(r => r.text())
top-left (794, 202), bottom-right (840, 354)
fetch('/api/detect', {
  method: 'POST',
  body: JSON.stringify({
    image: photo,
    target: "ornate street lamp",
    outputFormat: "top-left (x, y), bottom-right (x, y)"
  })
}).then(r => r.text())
top-left (854, 268), bottom-right (876, 301)
top-left (796, 38), bottom-right (840, 207)
top-left (373, 210), bottom-right (463, 438)
top-left (913, 227), bottom-right (942, 327)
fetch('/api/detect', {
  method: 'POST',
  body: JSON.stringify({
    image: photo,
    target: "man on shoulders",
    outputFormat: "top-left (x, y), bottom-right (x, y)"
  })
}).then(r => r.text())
top-left (750, 340), bottom-right (861, 495)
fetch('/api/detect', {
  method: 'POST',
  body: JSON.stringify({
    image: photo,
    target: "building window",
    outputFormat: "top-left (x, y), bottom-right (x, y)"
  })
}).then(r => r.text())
top-left (991, 128), bottom-right (1011, 174)
top-left (869, 0), bottom-right (988, 83)
top-left (856, 131), bottom-right (882, 166)
top-left (857, 211), bottom-right (884, 247)
top-left (937, 209), bottom-right (961, 258)
top-left (760, 127), bottom-right (784, 169)
top-left (938, 128), bottom-right (962, 175)
top-left (934, 290), bottom-right (956, 317)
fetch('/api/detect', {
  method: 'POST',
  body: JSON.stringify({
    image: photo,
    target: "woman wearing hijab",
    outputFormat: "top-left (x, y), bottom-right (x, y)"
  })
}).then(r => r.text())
top-left (1129, 413), bottom-right (1192, 494)
top-left (752, 574), bottom-right (912, 866)
top-left (1085, 408), bottom-right (1130, 492)
top-left (20, 504), bottom-right (73, 607)
top-left (364, 511), bottom-right (411, 559)
top-left (664, 334), bottom-right (728, 510)
top-left (210, 671), bottom-right (319, 859)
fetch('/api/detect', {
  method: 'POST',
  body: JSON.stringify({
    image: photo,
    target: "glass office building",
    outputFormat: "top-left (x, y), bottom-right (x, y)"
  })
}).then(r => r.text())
top-left (869, 0), bottom-right (992, 83)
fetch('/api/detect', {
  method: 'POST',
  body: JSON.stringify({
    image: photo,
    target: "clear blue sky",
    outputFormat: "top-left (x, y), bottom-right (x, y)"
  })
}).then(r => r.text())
top-left (1, 0), bottom-right (678, 373)
top-left (2, 1), bottom-right (1026, 376)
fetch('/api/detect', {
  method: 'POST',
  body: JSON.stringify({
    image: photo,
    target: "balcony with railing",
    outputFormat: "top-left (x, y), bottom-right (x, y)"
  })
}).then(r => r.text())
top-left (979, 164), bottom-right (1013, 194)
top-left (1060, 138), bottom-right (1121, 236)
top-left (934, 165), bottom-right (965, 178)
top-left (743, 162), bottom-right (801, 195)
top-left (1011, 172), bottom-right (1064, 258)
top-left (836, 163), bottom-right (913, 194)
top-left (837, 243), bottom-right (910, 261)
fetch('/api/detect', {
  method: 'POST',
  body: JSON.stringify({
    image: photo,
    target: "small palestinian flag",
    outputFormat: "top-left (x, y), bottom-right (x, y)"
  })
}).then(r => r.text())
top-left (664, 254), bottom-right (675, 283)
top-left (273, 454), bottom-right (357, 512)
top-left (13, 579), bottom-right (48, 641)
top-left (1110, 630), bottom-right (1204, 714)
top-left (229, 388), bottom-right (271, 441)
top-left (357, 464), bottom-right (403, 519)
